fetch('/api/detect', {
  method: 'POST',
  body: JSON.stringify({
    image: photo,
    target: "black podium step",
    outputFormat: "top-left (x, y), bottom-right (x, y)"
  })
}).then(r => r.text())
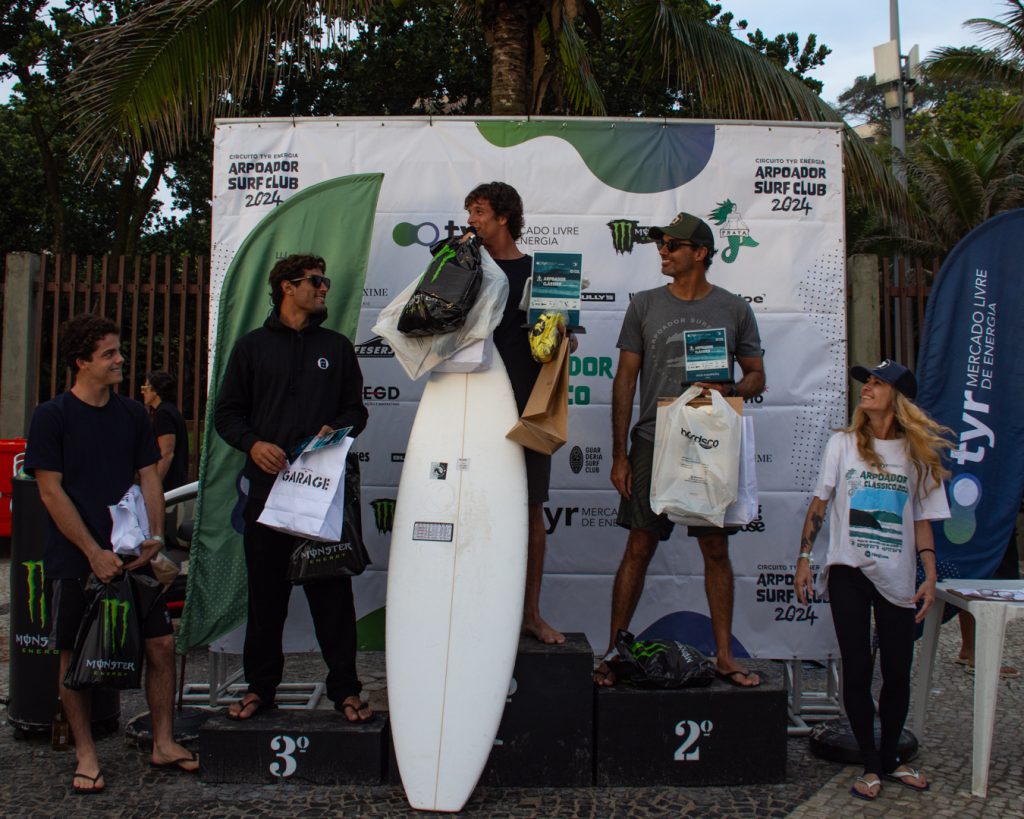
top-left (200, 709), bottom-right (388, 784)
top-left (480, 632), bottom-right (594, 787)
top-left (595, 661), bottom-right (786, 786)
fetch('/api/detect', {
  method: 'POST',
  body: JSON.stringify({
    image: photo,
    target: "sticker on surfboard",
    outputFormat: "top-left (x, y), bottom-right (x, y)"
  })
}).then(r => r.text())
top-left (412, 522), bottom-right (455, 542)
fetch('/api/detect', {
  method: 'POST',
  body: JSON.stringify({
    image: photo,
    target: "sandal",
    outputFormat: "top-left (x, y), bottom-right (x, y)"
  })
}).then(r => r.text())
top-left (850, 774), bottom-right (881, 801)
top-left (227, 693), bottom-right (274, 721)
top-left (72, 770), bottom-right (105, 795)
top-left (883, 765), bottom-right (929, 791)
top-left (337, 697), bottom-right (373, 723)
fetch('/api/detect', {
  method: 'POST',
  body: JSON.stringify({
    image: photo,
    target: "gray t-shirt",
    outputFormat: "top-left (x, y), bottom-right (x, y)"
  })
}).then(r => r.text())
top-left (617, 284), bottom-right (762, 441)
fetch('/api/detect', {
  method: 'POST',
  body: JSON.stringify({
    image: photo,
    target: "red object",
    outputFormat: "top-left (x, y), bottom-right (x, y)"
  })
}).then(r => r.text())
top-left (0, 438), bottom-right (27, 537)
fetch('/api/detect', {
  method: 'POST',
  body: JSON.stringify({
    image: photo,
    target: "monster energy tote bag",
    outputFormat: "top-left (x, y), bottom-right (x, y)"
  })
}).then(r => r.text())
top-left (258, 435), bottom-right (354, 542)
top-left (650, 386), bottom-right (741, 528)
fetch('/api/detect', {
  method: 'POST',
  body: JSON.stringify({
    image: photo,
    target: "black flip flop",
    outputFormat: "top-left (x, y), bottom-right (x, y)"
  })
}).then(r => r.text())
top-left (337, 699), bottom-right (374, 723)
top-left (227, 694), bottom-right (275, 721)
top-left (150, 750), bottom-right (199, 773)
top-left (715, 669), bottom-right (761, 688)
top-left (72, 770), bottom-right (105, 795)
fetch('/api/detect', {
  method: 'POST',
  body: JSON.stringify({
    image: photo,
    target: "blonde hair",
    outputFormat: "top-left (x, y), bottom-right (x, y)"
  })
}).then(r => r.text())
top-left (845, 392), bottom-right (953, 495)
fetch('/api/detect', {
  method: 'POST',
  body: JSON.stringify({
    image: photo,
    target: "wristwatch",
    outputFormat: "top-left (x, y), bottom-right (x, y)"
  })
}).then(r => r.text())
top-left (151, 534), bottom-right (165, 546)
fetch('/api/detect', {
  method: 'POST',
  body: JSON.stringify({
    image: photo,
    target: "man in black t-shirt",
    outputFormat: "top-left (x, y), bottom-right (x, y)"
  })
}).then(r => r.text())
top-left (141, 370), bottom-right (189, 492)
top-left (465, 181), bottom-right (573, 645)
top-left (25, 314), bottom-right (198, 792)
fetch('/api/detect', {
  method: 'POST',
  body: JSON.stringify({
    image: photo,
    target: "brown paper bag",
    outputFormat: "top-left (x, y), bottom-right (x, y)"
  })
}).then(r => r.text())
top-left (506, 335), bottom-right (570, 454)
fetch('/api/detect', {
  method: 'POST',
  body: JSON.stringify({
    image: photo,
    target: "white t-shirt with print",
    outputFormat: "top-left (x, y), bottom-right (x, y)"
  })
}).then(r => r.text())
top-left (813, 432), bottom-right (950, 608)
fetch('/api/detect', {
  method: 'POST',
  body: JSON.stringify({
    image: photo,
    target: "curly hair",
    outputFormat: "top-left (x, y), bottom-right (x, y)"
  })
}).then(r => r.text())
top-left (269, 254), bottom-right (326, 307)
top-left (145, 370), bottom-right (177, 403)
top-left (59, 314), bottom-right (120, 375)
top-left (464, 182), bottom-right (524, 240)
top-left (845, 392), bottom-right (953, 496)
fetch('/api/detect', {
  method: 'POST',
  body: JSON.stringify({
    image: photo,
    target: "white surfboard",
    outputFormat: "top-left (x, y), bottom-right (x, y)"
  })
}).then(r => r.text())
top-left (385, 352), bottom-right (528, 812)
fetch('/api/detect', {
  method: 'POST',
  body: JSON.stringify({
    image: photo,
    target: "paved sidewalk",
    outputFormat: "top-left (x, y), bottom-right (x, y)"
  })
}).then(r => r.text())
top-left (2, 556), bottom-right (1023, 817)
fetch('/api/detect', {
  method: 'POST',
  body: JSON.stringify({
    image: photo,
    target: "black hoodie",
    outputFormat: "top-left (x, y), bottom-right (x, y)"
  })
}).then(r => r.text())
top-left (214, 309), bottom-right (368, 502)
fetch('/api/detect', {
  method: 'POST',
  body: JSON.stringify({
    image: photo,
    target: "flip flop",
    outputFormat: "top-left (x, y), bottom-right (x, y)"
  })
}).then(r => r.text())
top-left (72, 770), bottom-right (105, 795)
top-left (226, 693), bottom-right (275, 721)
top-left (953, 656), bottom-right (970, 666)
top-left (715, 669), bottom-right (761, 688)
top-left (966, 664), bottom-right (1020, 679)
top-left (849, 774), bottom-right (881, 801)
top-left (337, 698), bottom-right (374, 723)
top-left (150, 750), bottom-right (199, 773)
top-left (883, 766), bottom-right (930, 791)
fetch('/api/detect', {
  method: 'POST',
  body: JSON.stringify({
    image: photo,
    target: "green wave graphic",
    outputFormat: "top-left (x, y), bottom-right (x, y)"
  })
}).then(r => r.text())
top-left (476, 121), bottom-right (715, 193)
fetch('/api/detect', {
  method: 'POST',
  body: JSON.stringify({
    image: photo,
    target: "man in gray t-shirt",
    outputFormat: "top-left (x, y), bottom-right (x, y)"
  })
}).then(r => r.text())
top-left (595, 211), bottom-right (766, 688)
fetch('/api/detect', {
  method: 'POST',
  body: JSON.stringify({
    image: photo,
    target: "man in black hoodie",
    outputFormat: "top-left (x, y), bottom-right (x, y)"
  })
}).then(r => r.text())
top-left (215, 254), bottom-right (370, 722)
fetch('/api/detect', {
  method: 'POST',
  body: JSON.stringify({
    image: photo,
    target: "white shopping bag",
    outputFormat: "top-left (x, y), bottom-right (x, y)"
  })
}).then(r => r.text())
top-left (651, 386), bottom-right (742, 528)
top-left (669, 415), bottom-right (758, 527)
top-left (257, 435), bottom-right (354, 541)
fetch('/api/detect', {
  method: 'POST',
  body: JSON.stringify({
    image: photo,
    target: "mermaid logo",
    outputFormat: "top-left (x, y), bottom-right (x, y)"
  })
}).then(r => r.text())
top-left (708, 200), bottom-right (759, 263)
top-left (370, 498), bottom-right (396, 534)
top-left (102, 598), bottom-right (132, 651)
top-left (23, 560), bottom-right (46, 627)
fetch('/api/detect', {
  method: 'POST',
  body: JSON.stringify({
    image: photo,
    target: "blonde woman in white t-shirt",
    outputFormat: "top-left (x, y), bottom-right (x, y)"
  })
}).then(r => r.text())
top-left (794, 360), bottom-right (952, 802)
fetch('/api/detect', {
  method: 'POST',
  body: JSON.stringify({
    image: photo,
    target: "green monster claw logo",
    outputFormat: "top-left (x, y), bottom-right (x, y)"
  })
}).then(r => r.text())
top-left (101, 598), bottom-right (132, 650)
top-left (370, 499), bottom-right (396, 534)
top-left (429, 244), bottom-right (456, 282)
top-left (607, 219), bottom-right (641, 254)
top-left (708, 200), bottom-right (759, 263)
top-left (23, 560), bottom-right (46, 627)
top-left (632, 641), bottom-right (669, 659)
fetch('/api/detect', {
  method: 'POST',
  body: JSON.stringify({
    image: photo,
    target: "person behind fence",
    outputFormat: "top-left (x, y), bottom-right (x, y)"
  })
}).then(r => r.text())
top-left (794, 360), bottom-right (951, 801)
top-left (214, 253), bottom-right (371, 722)
top-left (464, 181), bottom-right (575, 645)
top-left (25, 314), bottom-right (199, 793)
top-left (141, 370), bottom-right (190, 548)
top-left (594, 211), bottom-right (765, 688)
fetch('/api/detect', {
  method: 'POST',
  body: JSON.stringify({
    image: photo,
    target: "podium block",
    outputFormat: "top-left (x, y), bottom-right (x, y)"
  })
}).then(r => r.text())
top-left (200, 710), bottom-right (388, 784)
top-left (596, 661), bottom-right (786, 786)
top-left (480, 632), bottom-right (594, 787)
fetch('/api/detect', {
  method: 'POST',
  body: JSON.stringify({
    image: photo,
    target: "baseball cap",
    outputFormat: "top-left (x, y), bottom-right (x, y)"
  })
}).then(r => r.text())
top-left (850, 359), bottom-right (917, 400)
top-left (648, 212), bottom-right (716, 255)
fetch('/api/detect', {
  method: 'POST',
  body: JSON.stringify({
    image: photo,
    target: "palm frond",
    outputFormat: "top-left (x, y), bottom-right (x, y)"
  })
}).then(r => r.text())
top-left (556, 8), bottom-right (606, 115)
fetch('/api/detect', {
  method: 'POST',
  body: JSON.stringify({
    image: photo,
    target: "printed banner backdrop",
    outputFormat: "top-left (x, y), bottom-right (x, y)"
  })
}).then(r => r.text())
top-left (915, 210), bottom-right (1024, 582)
top-left (195, 117), bottom-right (847, 659)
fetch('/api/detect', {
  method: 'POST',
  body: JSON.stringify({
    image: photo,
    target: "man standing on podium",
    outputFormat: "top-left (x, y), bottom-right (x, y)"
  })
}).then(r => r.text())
top-left (215, 253), bottom-right (371, 721)
top-left (595, 212), bottom-right (765, 687)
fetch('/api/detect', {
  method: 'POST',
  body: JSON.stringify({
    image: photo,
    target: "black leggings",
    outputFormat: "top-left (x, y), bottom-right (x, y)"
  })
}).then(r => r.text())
top-left (828, 565), bottom-right (916, 775)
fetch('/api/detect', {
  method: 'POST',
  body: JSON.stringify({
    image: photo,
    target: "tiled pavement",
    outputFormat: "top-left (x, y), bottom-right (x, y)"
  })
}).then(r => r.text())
top-left (1, 556), bottom-right (1022, 818)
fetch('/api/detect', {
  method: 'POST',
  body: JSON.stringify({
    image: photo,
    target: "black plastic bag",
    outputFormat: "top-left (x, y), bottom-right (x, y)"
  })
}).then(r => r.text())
top-left (63, 572), bottom-right (158, 690)
top-left (607, 629), bottom-right (716, 689)
top-left (289, 452), bottom-right (372, 584)
top-left (397, 235), bottom-right (482, 336)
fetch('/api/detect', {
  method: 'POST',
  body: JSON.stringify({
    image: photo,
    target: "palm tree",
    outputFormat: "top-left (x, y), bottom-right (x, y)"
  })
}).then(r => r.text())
top-left (926, 0), bottom-right (1024, 122)
top-left (900, 129), bottom-right (1024, 254)
top-left (66, 0), bottom-right (922, 241)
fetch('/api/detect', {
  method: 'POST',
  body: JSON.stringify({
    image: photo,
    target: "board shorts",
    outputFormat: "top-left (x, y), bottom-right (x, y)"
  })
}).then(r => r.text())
top-left (616, 431), bottom-right (738, 541)
top-left (49, 567), bottom-right (173, 651)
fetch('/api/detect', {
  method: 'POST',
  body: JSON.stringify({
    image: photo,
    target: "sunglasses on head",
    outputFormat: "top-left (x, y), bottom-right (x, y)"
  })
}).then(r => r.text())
top-left (655, 238), bottom-right (698, 252)
top-left (290, 274), bottom-right (331, 290)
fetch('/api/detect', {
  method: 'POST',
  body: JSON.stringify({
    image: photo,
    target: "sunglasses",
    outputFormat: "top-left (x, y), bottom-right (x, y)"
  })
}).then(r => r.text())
top-left (289, 274), bottom-right (331, 290)
top-left (655, 238), bottom-right (698, 252)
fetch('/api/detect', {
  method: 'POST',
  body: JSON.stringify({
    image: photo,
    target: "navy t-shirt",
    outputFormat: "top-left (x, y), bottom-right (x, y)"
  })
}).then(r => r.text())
top-left (25, 390), bottom-right (160, 579)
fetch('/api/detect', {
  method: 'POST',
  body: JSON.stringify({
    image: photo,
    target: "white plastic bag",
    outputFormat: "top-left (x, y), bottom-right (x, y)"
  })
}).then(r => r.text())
top-left (372, 246), bottom-right (508, 380)
top-left (432, 338), bottom-right (493, 373)
top-left (669, 415), bottom-right (757, 527)
top-left (651, 386), bottom-right (742, 528)
top-left (109, 485), bottom-right (150, 555)
top-left (257, 436), bottom-right (354, 542)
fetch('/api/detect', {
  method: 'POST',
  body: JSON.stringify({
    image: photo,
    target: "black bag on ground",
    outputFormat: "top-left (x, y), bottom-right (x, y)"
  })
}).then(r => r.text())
top-left (63, 571), bottom-right (158, 690)
top-left (289, 452), bottom-right (371, 584)
top-left (607, 629), bottom-right (716, 689)
top-left (397, 235), bottom-right (482, 336)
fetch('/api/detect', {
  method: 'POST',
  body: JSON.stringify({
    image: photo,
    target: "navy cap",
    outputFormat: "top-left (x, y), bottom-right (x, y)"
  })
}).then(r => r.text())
top-left (648, 212), bottom-right (716, 255)
top-left (850, 359), bottom-right (917, 401)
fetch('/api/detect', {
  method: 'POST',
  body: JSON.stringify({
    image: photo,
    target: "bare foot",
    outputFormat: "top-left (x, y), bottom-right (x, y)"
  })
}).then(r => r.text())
top-left (521, 615), bottom-right (565, 645)
top-left (715, 660), bottom-right (760, 687)
top-left (152, 741), bottom-right (199, 772)
top-left (592, 662), bottom-right (616, 687)
top-left (338, 695), bottom-right (374, 723)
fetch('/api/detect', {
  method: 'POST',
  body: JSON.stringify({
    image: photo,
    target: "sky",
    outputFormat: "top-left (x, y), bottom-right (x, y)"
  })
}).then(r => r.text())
top-left (724, 0), bottom-right (1007, 104)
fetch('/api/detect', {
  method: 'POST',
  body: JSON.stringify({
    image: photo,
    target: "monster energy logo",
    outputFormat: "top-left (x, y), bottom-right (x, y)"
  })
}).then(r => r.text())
top-left (101, 598), bottom-right (132, 651)
top-left (631, 641), bottom-right (669, 659)
top-left (370, 498), bottom-right (396, 534)
top-left (23, 560), bottom-right (46, 627)
top-left (428, 244), bottom-right (457, 282)
top-left (607, 219), bottom-right (639, 254)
